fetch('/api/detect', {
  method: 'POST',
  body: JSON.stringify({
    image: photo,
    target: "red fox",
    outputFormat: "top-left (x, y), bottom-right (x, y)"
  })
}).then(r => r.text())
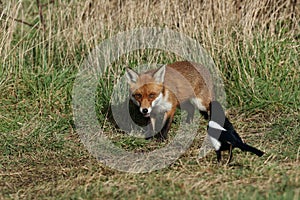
top-left (125, 61), bottom-right (214, 139)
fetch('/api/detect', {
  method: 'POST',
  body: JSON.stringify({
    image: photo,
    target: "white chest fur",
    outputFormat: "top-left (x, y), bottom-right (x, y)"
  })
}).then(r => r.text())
top-left (151, 91), bottom-right (172, 114)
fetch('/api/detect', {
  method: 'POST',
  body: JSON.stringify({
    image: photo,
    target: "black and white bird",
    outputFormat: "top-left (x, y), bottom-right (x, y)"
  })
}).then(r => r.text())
top-left (207, 101), bottom-right (264, 163)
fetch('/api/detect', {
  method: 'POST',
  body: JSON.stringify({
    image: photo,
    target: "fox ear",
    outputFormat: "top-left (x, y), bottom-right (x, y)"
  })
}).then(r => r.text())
top-left (125, 68), bottom-right (139, 84)
top-left (153, 65), bottom-right (166, 83)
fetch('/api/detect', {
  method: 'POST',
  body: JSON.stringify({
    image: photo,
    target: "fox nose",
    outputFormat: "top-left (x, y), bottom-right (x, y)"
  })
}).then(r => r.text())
top-left (142, 108), bottom-right (148, 114)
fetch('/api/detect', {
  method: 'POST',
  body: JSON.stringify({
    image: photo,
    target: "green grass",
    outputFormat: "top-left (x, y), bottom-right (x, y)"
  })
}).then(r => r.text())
top-left (0, 0), bottom-right (299, 199)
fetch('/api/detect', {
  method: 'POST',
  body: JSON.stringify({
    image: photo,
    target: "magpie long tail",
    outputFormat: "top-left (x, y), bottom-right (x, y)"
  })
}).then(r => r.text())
top-left (237, 142), bottom-right (264, 157)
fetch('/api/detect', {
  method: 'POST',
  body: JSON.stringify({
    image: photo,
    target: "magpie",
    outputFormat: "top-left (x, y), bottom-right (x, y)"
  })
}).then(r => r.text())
top-left (207, 101), bottom-right (264, 163)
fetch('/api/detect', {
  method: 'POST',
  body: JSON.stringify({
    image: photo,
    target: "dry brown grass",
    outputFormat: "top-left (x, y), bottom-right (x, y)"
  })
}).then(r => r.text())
top-left (2, 0), bottom-right (298, 56)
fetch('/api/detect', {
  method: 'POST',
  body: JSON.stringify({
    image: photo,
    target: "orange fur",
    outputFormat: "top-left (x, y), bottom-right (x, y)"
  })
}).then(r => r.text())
top-left (125, 61), bottom-right (214, 139)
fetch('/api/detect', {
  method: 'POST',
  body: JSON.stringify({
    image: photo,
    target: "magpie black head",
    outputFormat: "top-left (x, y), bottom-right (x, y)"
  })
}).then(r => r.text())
top-left (209, 101), bottom-right (236, 133)
top-left (209, 101), bottom-right (226, 127)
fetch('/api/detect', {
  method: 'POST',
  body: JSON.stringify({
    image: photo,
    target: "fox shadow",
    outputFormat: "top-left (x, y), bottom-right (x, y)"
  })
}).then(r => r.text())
top-left (105, 99), bottom-right (173, 137)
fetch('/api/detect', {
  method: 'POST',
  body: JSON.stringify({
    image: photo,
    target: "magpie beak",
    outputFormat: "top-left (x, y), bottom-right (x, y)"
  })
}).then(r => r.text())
top-left (207, 101), bottom-right (264, 163)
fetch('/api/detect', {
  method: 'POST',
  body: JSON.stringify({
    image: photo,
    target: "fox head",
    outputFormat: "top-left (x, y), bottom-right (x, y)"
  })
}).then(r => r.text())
top-left (125, 65), bottom-right (166, 117)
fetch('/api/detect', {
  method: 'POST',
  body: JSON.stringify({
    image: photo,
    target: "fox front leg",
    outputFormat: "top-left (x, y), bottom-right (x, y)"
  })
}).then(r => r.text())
top-left (156, 110), bottom-right (175, 140)
top-left (145, 117), bottom-right (156, 139)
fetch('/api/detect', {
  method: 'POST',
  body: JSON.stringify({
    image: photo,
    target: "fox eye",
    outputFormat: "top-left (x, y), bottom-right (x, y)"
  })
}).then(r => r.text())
top-left (133, 93), bottom-right (142, 99)
top-left (149, 93), bottom-right (156, 99)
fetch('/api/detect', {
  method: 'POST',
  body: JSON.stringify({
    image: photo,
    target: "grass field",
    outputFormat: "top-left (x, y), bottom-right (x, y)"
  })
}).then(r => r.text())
top-left (0, 0), bottom-right (299, 199)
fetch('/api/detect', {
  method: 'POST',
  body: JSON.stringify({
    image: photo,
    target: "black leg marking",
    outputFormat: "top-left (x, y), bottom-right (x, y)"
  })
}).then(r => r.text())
top-left (200, 111), bottom-right (209, 120)
top-left (155, 117), bottom-right (171, 141)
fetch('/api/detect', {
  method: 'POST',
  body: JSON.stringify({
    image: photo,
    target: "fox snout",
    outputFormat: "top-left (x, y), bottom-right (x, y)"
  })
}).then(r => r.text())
top-left (142, 108), bottom-right (148, 114)
top-left (140, 107), bottom-right (151, 117)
